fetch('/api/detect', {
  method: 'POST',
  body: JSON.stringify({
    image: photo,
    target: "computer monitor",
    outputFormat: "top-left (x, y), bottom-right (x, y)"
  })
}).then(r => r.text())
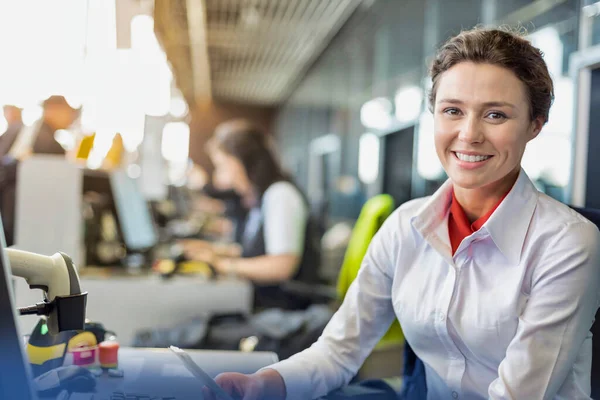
top-left (0, 215), bottom-right (37, 399)
top-left (110, 170), bottom-right (158, 251)
top-left (83, 169), bottom-right (158, 253)
top-left (382, 127), bottom-right (414, 206)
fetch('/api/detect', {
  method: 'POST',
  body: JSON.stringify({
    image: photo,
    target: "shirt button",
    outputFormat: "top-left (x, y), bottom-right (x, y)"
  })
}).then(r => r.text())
top-left (452, 391), bottom-right (459, 399)
top-left (439, 313), bottom-right (446, 321)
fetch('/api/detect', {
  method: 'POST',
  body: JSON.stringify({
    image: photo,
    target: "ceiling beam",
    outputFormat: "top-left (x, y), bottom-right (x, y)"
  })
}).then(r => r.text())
top-left (186, 0), bottom-right (212, 103)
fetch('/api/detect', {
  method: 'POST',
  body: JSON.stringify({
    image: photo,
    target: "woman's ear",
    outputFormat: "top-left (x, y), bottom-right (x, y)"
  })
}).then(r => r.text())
top-left (529, 116), bottom-right (544, 141)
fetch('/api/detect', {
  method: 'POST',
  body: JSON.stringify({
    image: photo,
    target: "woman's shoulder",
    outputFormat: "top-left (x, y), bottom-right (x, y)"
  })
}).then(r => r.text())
top-left (263, 180), bottom-right (303, 201)
top-left (378, 196), bottom-right (432, 236)
top-left (262, 181), bottom-right (307, 217)
top-left (530, 193), bottom-right (600, 253)
top-left (385, 196), bottom-right (432, 223)
top-left (534, 193), bottom-right (599, 232)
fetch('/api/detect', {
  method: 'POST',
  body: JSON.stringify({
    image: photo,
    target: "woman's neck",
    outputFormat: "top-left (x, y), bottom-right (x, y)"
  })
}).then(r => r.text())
top-left (453, 168), bottom-right (519, 223)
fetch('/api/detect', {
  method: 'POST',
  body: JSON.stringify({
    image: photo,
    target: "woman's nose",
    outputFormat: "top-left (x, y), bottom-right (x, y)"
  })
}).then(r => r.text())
top-left (457, 116), bottom-right (484, 144)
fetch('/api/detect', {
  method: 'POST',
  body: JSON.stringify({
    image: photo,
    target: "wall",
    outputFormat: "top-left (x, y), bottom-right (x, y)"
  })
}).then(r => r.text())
top-left (188, 100), bottom-right (275, 171)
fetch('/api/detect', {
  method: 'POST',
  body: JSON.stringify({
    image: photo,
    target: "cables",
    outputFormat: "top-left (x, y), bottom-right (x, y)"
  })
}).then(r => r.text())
top-left (18, 301), bottom-right (52, 316)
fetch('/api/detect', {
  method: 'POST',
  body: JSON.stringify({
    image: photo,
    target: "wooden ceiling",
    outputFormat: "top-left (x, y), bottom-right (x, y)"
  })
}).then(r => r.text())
top-left (154, 0), bottom-right (362, 107)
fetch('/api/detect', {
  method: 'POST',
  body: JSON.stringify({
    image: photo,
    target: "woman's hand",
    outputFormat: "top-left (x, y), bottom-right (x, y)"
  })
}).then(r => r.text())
top-left (180, 240), bottom-right (217, 265)
top-left (180, 240), bottom-right (241, 259)
top-left (211, 257), bottom-right (232, 276)
top-left (203, 370), bottom-right (286, 400)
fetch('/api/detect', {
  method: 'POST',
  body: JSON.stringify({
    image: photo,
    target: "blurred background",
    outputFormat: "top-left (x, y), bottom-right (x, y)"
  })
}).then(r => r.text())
top-left (1, 0), bottom-right (596, 224)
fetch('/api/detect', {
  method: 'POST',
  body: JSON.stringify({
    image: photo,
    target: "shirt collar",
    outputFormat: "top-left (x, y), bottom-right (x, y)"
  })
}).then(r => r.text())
top-left (483, 169), bottom-right (538, 264)
top-left (449, 188), bottom-right (509, 234)
top-left (411, 168), bottom-right (538, 264)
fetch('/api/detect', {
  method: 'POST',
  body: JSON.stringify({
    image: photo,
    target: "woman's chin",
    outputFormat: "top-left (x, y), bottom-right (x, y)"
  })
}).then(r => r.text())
top-left (449, 173), bottom-right (489, 190)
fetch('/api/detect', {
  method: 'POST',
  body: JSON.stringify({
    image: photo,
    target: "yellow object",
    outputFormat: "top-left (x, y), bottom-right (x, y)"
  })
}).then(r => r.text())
top-left (67, 331), bottom-right (97, 351)
top-left (26, 343), bottom-right (66, 365)
top-left (153, 259), bottom-right (213, 277)
top-left (178, 261), bottom-right (213, 276)
top-left (337, 194), bottom-right (404, 347)
top-left (104, 133), bottom-right (124, 168)
top-left (76, 133), bottom-right (95, 160)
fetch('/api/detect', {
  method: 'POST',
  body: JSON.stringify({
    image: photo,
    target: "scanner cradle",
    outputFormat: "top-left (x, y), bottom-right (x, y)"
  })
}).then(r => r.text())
top-left (9, 248), bottom-right (87, 335)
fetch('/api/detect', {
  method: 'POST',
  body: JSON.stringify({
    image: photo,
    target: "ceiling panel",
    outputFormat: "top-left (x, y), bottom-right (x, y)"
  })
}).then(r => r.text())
top-left (156, 0), bottom-right (363, 106)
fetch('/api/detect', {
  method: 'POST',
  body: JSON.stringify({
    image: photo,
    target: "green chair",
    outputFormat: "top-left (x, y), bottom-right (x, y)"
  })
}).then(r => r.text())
top-left (336, 194), bottom-right (404, 348)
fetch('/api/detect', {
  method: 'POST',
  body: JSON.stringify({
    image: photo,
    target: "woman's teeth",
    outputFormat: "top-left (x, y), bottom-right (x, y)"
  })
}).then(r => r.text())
top-left (455, 152), bottom-right (491, 163)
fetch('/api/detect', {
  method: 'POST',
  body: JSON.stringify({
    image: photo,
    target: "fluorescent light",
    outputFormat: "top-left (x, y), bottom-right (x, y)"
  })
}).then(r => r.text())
top-left (170, 96), bottom-right (188, 119)
top-left (358, 132), bottom-right (380, 184)
top-left (361, 97), bottom-right (393, 130)
top-left (162, 122), bottom-right (190, 163)
top-left (394, 86), bottom-right (423, 123)
top-left (416, 110), bottom-right (445, 181)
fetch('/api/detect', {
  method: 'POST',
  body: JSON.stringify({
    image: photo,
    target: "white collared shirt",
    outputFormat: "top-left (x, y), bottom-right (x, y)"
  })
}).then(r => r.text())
top-left (269, 170), bottom-right (600, 400)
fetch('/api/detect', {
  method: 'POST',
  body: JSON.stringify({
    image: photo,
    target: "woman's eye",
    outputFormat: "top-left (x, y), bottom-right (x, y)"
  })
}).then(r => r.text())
top-left (487, 112), bottom-right (507, 120)
top-left (443, 108), bottom-right (461, 116)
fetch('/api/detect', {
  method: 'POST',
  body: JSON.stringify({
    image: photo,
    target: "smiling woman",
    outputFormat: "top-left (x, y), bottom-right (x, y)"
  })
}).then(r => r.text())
top-left (428, 29), bottom-right (554, 223)
top-left (206, 27), bottom-right (600, 400)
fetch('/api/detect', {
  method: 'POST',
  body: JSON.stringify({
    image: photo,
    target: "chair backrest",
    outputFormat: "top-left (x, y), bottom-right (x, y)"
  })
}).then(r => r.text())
top-left (401, 205), bottom-right (600, 399)
top-left (336, 194), bottom-right (404, 347)
top-left (336, 194), bottom-right (395, 299)
top-left (570, 206), bottom-right (600, 399)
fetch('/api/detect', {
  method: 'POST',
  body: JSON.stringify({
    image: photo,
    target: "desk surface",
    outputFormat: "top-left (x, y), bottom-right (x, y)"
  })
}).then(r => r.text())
top-left (43, 347), bottom-right (278, 400)
top-left (93, 347), bottom-right (277, 399)
top-left (15, 274), bottom-right (253, 346)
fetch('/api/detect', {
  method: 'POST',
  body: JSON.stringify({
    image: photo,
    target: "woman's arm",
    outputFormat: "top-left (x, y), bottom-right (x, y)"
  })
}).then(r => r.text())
top-left (188, 183), bottom-right (310, 283)
top-left (216, 182), bottom-right (308, 283)
top-left (215, 254), bottom-right (299, 283)
top-left (488, 221), bottom-right (600, 399)
top-left (258, 214), bottom-right (400, 400)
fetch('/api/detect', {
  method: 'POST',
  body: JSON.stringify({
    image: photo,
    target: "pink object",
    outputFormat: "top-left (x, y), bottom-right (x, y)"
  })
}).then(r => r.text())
top-left (70, 346), bottom-right (98, 366)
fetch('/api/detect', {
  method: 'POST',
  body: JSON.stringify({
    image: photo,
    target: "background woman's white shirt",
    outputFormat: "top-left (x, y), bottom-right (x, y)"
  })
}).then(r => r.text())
top-left (260, 181), bottom-right (308, 256)
top-left (266, 169), bottom-right (600, 400)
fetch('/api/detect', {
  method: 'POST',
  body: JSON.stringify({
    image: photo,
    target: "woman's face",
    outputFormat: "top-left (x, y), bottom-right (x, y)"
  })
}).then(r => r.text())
top-left (210, 147), bottom-right (249, 194)
top-left (433, 62), bottom-right (544, 191)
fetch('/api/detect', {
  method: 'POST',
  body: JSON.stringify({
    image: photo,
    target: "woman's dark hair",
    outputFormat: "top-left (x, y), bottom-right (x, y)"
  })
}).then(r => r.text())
top-left (208, 119), bottom-right (286, 197)
top-left (429, 27), bottom-right (554, 123)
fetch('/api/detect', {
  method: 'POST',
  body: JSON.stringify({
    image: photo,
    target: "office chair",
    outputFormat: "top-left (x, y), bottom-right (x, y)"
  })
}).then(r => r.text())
top-left (400, 205), bottom-right (600, 400)
top-left (282, 195), bottom-right (404, 346)
top-left (571, 206), bottom-right (600, 399)
top-left (281, 194), bottom-right (405, 377)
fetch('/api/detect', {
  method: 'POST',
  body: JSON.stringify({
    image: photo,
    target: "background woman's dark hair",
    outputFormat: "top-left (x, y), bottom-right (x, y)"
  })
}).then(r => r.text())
top-left (429, 27), bottom-right (554, 123)
top-left (208, 119), bottom-right (286, 197)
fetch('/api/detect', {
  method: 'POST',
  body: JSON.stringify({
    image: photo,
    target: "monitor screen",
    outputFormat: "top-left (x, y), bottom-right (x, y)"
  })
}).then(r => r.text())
top-left (0, 216), bottom-right (36, 399)
top-left (110, 170), bottom-right (158, 251)
top-left (382, 127), bottom-right (414, 206)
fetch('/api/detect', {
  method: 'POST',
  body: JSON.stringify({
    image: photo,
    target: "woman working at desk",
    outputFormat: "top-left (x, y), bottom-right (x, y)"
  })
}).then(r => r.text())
top-left (208, 27), bottom-right (600, 400)
top-left (182, 119), bottom-right (319, 310)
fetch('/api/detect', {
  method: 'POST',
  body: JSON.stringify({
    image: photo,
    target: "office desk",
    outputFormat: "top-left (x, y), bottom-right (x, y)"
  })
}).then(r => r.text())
top-left (44, 347), bottom-right (277, 400)
top-left (15, 271), bottom-right (253, 345)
